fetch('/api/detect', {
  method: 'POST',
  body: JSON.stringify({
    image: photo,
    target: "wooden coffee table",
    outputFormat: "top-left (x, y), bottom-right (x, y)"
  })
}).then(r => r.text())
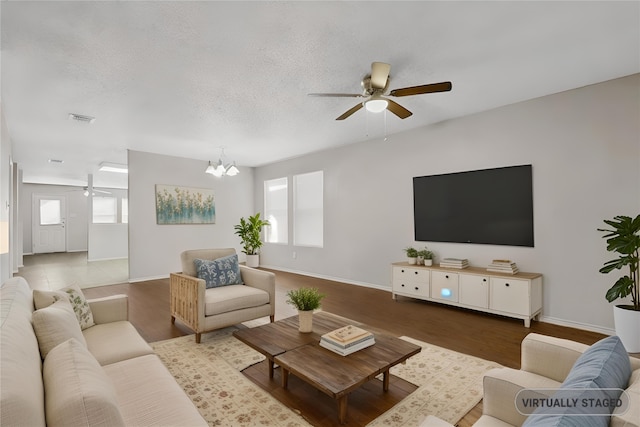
top-left (233, 312), bottom-right (421, 424)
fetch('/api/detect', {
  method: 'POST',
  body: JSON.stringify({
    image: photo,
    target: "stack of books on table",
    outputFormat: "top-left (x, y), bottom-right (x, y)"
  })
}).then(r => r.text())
top-left (439, 258), bottom-right (469, 269)
top-left (487, 259), bottom-right (519, 274)
top-left (319, 325), bottom-right (375, 356)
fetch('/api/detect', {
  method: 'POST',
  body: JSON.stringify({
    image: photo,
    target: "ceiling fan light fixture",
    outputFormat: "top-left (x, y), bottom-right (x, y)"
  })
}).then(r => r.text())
top-left (364, 98), bottom-right (388, 113)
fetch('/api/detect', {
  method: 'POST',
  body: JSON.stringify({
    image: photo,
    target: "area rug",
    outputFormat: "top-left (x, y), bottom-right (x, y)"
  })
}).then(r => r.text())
top-left (369, 336), bottom-right (502, 426)
top-left (151, 324), bottom-right (501, 426)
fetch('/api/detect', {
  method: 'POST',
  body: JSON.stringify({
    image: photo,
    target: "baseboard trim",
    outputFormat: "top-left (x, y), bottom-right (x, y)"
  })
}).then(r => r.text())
top-left (538, 315), bottom-right (614, 336)
top-left (129, 274), bottom-right (169, 283)
top-left (259, 264), bottom-right (390, 292)
top-left (87, 256), bottom-right (128, 262)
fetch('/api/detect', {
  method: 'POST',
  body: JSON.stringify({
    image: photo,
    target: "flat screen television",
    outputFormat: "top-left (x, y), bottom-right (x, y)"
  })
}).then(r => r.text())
top-left (413, 165), bottom-right (534, 247)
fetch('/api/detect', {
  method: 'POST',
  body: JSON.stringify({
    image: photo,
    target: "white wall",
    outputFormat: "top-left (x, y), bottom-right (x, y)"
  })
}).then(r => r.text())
top-left (127, 150), bottom-right (254, 281)
top-left (0, 103), bottom-right (11, 283)
top-left (254, 74), bottom-right (640, 334)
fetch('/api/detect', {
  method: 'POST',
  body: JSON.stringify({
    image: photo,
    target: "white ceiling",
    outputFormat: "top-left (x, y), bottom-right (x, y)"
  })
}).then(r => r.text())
top-left (2, 1), bottom-right (639, 189)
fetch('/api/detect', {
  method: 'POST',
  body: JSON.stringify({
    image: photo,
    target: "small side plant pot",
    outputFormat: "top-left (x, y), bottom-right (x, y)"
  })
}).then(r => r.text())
top-left (407, 257), bottom-right (417, 265)
top-left (424, 259), bottom-right (433, 266)
top-left (298, 310), bottom-right (314, 333)
top-left (246, 254), bottom-right (259, 268)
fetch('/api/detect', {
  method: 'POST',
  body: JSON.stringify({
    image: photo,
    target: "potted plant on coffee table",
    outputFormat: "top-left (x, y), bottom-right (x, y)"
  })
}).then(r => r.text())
top-left (234, 213), bottom-right (270, 267)
top-left (286, 287), bottom-right (326, 333)
top-left (598, 214), bottom-right (640, 352)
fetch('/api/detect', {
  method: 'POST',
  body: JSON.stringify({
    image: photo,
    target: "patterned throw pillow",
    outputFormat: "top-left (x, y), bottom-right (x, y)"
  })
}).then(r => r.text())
top-left (194, 254), bottom-right (244, 289)
top-left (33, 284), bottom-right (95, 330)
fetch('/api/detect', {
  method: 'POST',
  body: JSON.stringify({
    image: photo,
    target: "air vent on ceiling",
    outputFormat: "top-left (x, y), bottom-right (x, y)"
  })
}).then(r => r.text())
top-left (68, 113), bottom-right (95, 124)
top-left (48, 159), bottom-right (64, 164)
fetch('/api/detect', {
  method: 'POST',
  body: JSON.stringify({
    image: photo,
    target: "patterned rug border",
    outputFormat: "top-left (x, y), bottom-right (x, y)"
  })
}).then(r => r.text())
top-left (151, 325), bottom-right (501, 426)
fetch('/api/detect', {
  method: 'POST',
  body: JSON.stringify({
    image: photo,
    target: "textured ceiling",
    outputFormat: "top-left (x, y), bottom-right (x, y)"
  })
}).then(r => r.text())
top-left (2, 1), bottom-right (639, 188)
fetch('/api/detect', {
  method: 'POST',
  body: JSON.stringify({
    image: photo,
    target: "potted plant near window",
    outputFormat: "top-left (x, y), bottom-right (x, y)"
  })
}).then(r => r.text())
top-left (418, 248), bottom-right (434, 266)
top-left (286, 287), bottom-right (326, 332)
top-left (404, 247), bottom-right (418, 265)
top-left (234, 213), bottom-right (270, 267)
top-left (598, 214), bottom-right (640, 352)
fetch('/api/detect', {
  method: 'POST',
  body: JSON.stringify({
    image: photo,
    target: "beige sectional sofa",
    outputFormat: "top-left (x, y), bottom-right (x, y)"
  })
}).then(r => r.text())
top-left (476, 333), bottom-right (640, 427)
top-left (1, 276), bottom-right (207, 426)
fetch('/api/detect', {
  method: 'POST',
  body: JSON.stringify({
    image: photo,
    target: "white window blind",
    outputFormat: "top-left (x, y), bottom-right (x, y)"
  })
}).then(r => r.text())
top-left (264, 177), bottom-right (288, 244)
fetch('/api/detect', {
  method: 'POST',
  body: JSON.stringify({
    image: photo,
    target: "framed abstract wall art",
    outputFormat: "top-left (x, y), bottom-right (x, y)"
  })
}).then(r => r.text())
top-left (155, 185), bottom-right (215, 224)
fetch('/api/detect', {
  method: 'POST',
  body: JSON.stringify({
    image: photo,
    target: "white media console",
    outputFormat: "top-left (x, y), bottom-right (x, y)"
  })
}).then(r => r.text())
top-left (391, 262), bottom-right (543, 327)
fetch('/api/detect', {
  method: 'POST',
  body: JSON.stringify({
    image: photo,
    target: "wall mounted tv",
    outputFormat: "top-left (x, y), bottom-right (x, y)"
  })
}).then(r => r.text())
top-left (413, 164), bottom-right (534, 247)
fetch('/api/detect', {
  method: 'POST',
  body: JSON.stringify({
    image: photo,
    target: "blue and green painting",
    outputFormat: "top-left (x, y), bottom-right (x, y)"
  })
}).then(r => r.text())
top-left (155, 185), bottom-right (215, 224)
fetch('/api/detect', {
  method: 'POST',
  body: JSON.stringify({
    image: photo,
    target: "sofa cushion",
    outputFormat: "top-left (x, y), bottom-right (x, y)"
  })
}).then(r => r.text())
top-left (34, 284), bottom-right (95, 330)
top-left (204, 284), bottom-right (269, 316)
top-left (32, 298), bottom-right (87, 359)
top-left (83, 321), bottom-right (154, 366)
top-left (102, 354), bottom-right (207, 426)
top-left (195, 254), bottom-right (243, 288)
top-left (611, 369), bottom-right (640, 427)
top-left (43, 338), bottom-right (125, 427)
top-left (0, 277), bottom-right (46, 427)
top-left (522, 335), bottom-right (632, 427)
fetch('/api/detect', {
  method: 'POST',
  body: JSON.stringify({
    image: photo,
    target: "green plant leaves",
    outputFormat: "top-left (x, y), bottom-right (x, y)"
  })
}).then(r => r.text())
top-left (599, 214), bottom-right (639, 310)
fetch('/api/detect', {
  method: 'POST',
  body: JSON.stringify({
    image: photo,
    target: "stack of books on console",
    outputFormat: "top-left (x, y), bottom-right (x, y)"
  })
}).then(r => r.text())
top-left (439, 258), bottom-right (469, 269)
top-left (487, 259), bottom-right (519, 274)
top-left (319, 325), bottom-right (375, 356)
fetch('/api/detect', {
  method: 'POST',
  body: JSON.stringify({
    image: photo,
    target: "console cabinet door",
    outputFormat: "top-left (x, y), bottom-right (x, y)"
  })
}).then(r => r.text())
top-left (393, 267), bottom-right (430, 298)
top-left (490, 278), bottom-right (530, 315)
top-left (431, 271), bottom-right (459, 302)
top-left (459, 274), bottom-right (489, 308)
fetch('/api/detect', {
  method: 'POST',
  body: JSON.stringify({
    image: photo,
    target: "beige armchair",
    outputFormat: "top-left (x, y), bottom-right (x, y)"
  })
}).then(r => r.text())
top-left (169, 248), bottom-right (275, 343)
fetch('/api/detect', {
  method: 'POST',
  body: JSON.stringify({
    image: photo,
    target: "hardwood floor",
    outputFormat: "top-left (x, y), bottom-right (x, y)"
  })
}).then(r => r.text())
top-left (80, 268), bottom-right (610, 426)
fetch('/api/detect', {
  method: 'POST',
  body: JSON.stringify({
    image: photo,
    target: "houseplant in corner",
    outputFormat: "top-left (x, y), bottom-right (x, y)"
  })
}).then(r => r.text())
top-left (286, 287), bottom-right (326, 332)
top-left (598, 214), bottom-right (640, 352)
top-left (234, 213), bottom-right (270, 268)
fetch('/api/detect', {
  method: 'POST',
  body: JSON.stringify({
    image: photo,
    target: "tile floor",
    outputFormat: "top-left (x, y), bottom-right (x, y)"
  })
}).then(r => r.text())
top-left (16, 252), bottom-right (129, 290)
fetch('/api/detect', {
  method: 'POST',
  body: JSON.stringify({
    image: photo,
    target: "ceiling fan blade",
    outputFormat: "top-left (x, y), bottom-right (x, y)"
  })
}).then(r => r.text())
top-left (370, 62), bottom-right (391, 90)
top-left (389, 81), bottom-right (452, 97)
top-left (308, 93), bottom-right (365, 98)
top-left (386, 99), bottom-right (413, 119)
top-left (336, 103), bottom-right (363, 120)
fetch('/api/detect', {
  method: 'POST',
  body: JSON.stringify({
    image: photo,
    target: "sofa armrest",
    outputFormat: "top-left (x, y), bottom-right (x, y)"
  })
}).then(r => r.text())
top-left (88, 295), bottom-right (128, 324)
top-left (169, 272), bottom-right (206, 332)
top-left (482, 367), bottom-right (559, 426)
top-left (240, 265), bottom-right (276, 315)
top-left (520, 333), bottom-right (588, 382)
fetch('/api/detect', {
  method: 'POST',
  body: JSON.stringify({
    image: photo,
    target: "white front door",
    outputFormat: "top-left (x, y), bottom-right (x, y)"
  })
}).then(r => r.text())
top-left (33, 195), bottom-right (67, 253)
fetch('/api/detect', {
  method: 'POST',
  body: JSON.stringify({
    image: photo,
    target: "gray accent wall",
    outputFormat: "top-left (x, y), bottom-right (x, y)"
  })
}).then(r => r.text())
top-left (127, 150), bottom-right (254, 281)
top-left (253, 74), bottom-right (640, 334)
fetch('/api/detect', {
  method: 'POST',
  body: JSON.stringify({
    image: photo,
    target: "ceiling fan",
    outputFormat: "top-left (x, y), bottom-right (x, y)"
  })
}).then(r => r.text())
top-left (67, 187), bottom-right (112, 196)
top-left (309, 62), bottom-right (452, 120)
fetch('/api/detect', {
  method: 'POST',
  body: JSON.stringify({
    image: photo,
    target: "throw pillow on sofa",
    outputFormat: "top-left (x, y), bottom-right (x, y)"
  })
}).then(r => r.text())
top-left (522, 335), bottom-right (631, 427)
top-left (33, 284), bottom-right (95, 330)
top-left (32, 298), bottom-right (88, 359)
top-left (194, 254), bottom-right (243, 288)
top-left (43, 338), bottom-right (125, 427)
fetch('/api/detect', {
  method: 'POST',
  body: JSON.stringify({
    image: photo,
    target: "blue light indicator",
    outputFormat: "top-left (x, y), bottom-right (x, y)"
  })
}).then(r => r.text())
top-left (441, 288), bottom-right (452, 298)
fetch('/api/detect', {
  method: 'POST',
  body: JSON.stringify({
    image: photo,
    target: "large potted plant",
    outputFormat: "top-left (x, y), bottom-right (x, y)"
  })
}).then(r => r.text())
top-left (286, 287), bottom-right (326, 332)
top-left (598, 214), bottom-right (640, 352)
top-left (234, 213), bottom-right (270, 267)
